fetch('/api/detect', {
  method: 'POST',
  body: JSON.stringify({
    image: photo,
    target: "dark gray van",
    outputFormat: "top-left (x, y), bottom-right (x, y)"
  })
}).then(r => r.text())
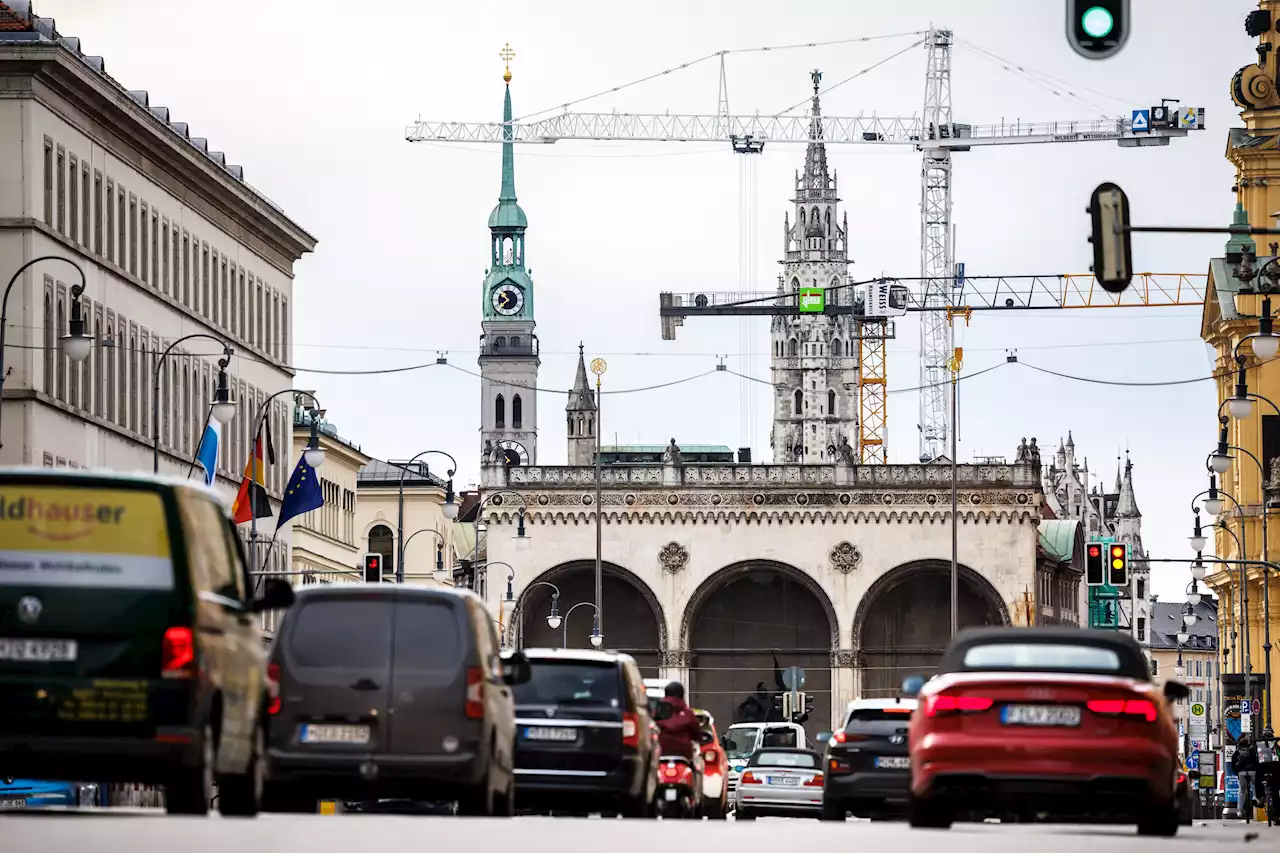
top-left (264, 584), bottom-right (529, 815)
top-left (0, 469), bottom-right (294, 817)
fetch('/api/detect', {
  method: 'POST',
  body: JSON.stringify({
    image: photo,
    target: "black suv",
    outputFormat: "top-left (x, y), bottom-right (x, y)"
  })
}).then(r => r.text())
top-left (511, 649), bottom-right (658, 817)
top-left (263, 584), bottom-right (529, 815)
top-left (821, 699), bottom-right (917, 820)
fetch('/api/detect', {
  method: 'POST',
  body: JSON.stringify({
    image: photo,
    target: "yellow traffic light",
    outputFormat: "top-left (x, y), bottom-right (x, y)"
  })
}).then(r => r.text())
top-left (1108, 544), bottom-right (1128, 586)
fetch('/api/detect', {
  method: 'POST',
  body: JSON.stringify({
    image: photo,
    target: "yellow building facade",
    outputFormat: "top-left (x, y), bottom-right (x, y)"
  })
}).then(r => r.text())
top-left (1201, 0), bottom-right (1280, 735)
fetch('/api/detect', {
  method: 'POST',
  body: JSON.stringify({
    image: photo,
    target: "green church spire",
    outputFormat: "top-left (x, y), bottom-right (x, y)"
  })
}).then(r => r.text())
top-left (489, 44), bottom-right (527, 231)
top-left (1225, 201), bottom-right (1256, 258)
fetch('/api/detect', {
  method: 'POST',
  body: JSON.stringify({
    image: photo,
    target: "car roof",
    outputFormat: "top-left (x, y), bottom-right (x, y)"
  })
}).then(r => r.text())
top-left (520, 647), bottom-right (636, 666)
top-left (938, 626), bottom-right (1150, 681)
top-left (845, 697), bottom-right (919, 711)
top-left (291, 583), bottom-right (481, 605)
top-left (0, 466), bottom-right (223, 501)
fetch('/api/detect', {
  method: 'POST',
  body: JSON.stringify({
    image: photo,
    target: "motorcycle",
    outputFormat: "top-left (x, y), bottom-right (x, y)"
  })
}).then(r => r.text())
top-left (655, 755), bottom-right (702, 819)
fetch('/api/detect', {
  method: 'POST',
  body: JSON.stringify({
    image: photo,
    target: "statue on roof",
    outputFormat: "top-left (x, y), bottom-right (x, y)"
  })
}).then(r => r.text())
top-left (1028, 438), bottom-right (1041, 468)
top-left (483, 439), bottom-right (495, 467)
top-left (663, 439), bottom-right (683, 466)
top-left (837, 435), bottom-right (856, 464)
top-left (1014, 438), bottom-right (1030, 463)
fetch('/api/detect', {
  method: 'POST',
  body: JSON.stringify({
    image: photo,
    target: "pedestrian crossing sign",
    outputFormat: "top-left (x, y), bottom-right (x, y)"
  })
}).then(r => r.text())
top-left (1131, 109), bottom-right (1150, 132)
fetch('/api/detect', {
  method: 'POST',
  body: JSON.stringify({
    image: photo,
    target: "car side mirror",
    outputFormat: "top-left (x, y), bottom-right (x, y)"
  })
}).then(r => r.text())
top-left (901, 675), bottom-right (925, 697)
top-left (816, 731), bottom-right (832, 744)
top-left (500, 651), bottom-right (531, 686)
top-left (697, 730), bottom-right (714, 745)
top-left (251, 578), bottom-right (295, 613)
top-left (1162, 680), bottom-right (1191, 702)
top-left (654, 700), bottom-right (674, 721)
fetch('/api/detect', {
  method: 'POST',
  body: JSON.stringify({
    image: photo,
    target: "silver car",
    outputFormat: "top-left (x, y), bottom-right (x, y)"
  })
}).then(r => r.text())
top-left (732, 748), bottom-right (824, 820)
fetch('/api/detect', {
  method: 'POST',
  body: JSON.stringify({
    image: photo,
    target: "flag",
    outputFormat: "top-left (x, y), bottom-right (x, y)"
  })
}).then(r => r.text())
top-left (278, 455), bottom-right (324, 527)
top-left (232, 420), bottom-right (274, 524)
top-left (194, 425), bottom-right (218, 486)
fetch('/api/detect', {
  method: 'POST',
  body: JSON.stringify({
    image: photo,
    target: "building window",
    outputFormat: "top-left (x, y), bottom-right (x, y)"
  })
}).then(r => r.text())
top-left (82, 166), bottom-right (91, 248)
top-left (128, 332), bottom-right (138, 432)
top-left (104, 322), bottom-right (115, 423)
top-left (43, 139), bottom-right (53, 226)
top-left (368, 524), bottom-right (394, 578)
top-left (221, 261), bottom-right (229, 333)
top-left (793, 389), bottom-right (802, 415)
top-left (68, 155), bottom-right (78, 242)
top-left (495, 394), bottom-right (505, 429)
top-left (129, 197), bottom-right (138, 275)
top-left (1137, 578), bottom-right (1145, 600)
top-left (117, 190), bottom-right (126, 267)
top-left (182, 234), bottom-right (190, 306)
top-left (105, 181), bottom-right (115, 263)
top-left (93, 172), bottom-right (103, 255)
top-left (513, 394), bottom-right (523, 429)
top-left (56, 148), bottom-right (65, 234)
top-left (281, 297), bottom-right (288, 363)
top-left (152, 213), bottom-right (159, 285)
top-left (827, 389), bottom-right (836, 416)
top-left (117, 322), bottom-right (127, 428)
top-left (42, 292), bottom-right (54, 395)
top-left (139, 205), bottom-right (149, 283)
top-left (202, 247), bottom-right (210, 319)
top-left (1136, 617), bottom-right (1145, 642)
top-left (1263, 414), bottom-right (1280, 488)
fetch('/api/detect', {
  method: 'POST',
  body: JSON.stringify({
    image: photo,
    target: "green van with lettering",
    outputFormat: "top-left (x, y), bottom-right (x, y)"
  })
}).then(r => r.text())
top-left (0, 469), bottom-right (294, 817)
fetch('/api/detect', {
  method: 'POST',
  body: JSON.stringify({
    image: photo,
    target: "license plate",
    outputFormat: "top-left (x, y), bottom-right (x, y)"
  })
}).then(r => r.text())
top-left (0, 638), bottom-right (77, 662)
top-left (300, 724), bottom-right (370, 744)
top-left (664, 788), bottom-right (678, 801)
top-left (523, 726), bottom-right (577, 742)
top-left (875, 756), bottom-right (910, 769)
top-left (0, 798), bottom-right (26, 809)
top-left (768, 776), bottom-right (801, 786)
top-left (1002, 704), bottom-right (1081, 727)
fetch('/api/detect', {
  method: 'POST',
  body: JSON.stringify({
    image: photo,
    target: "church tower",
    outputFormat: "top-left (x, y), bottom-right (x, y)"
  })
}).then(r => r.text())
top-left (479, 58), bottom-right (539, 468)
top-left (769, 70), bottom-right (860, 463)
top-left (566, 344), bottom-right (597, 466)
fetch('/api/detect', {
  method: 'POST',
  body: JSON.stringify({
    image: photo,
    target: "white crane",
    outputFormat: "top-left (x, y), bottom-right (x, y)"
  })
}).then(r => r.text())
top-left (408, 28), bottom-right (1203, 463)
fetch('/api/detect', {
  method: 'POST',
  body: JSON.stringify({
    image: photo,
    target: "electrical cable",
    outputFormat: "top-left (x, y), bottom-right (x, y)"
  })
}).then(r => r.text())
top-left (773, 39), bottom-right (926, 117)
top-left (954, 37), bottom-right (1143, 112)
top-left (954, 42), bottom-right (1116, 118)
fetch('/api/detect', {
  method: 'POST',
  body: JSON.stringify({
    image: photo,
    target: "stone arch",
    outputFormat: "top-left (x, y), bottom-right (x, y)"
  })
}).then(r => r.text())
top-left (681, 560), bottom-right (838, 736)
top-left (852, 559), bottom-right (1010, 697)
top-left (510, 560), bottom-right (666, 676)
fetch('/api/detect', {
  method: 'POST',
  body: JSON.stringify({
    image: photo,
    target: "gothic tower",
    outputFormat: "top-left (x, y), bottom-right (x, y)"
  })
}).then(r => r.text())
top-left (479, 65), bottom-right (539, 468)
top-left (769, 70), bottom-right (860, 463)
top-left (566, 344), bottom-right (597, 466)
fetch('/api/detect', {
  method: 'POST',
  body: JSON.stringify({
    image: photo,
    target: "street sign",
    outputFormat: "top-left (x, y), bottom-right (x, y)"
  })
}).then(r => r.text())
top-left (1252, 698), bottom-right (1261, 714)
top-left (1131, 109), bottom-right (1149, 132)
top-left (1190, 701), bottom-right (1207, 740)
top-left (1185, 750), bottom-right (1198, 770)
top-left (798, 288), bottom-right (824, 313)
top-left (1178, 106), bottom-right (1197, 129)
top-left (781, 665), bottom-right (806, 691)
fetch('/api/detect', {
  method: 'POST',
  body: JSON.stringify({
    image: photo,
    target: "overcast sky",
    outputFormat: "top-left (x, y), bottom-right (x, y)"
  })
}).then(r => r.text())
top-left (37, 0), bottom-right (1259, 600)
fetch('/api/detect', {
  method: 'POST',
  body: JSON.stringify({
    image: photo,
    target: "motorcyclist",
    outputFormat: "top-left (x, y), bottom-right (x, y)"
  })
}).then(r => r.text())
top-left (656, 682), bottom-right (705, 798)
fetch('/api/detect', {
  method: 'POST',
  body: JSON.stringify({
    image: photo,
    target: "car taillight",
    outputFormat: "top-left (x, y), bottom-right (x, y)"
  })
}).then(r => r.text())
top-left (923, 694), bottom-right (993, 717)
top-left (161, 627), bottom-right (196, 678)
top-left (1086, 698), bottom-right (1157, 722)
top-left (804, 773), bottom-right (825, 787)
top-left (831, 730), bottom-right (847, 743)
top-left (829, 757), bottom-right (851, 773)
top-left (622, 712), bottom-right (639, 747)
top-left (740, 771), bottom-right (761, 785)
top-left (832, 731), bottom-right (868, 743)
top-left (266, 663), bottom-right (282, 715)
top-left (465, 667), bottom-right (483, 719)
top-left (1177, 772), bottom-right (1187, 785)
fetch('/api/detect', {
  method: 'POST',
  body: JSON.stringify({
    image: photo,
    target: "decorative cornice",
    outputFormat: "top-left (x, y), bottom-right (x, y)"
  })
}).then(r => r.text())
top-left (482, 502), bottom-right (1039, 527)
top-left (506, 462), bottom-right (1038, 490)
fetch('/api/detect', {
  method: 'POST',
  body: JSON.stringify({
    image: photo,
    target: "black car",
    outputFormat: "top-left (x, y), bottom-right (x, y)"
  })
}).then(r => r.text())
top-left (822, 699), bottom-right (917, 820)
top-left (511, 649), bottom-right (658, 817)
top-left (263, 584), bottom-right (529, 815)
top-left (0, 470), bottom-right (295, 817)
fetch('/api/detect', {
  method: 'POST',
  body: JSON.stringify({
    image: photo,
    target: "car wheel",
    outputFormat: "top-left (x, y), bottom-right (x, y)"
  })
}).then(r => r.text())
top-left (457, 775), bottom-right (495, 817)
top-left (820, 796), bottom-right (846, 821)
top-left (735, 807), bottom-right (756, 821)
top-left (907, 792), bottom-right (953, 829)
top-left (1137, 801), bottom-right (1179, 837)
top-left (261, 784), bottom-right (314, 814)
top-left (165, 723), bottom-right (215, 816)
top-left (218, 722), bottom-right (265, 817)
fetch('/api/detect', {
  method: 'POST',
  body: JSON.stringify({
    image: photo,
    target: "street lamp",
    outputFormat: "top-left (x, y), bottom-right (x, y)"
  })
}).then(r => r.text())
top-left (504, 579), bottom-right (561, 648)
top-left (590, 614), bottom-right (603, 649)
top-left (0, 256), bottom-right (90, 452)
top-left (301, 407), bottom-right (327, 469)
top-left (1191, 556), bottom-right (1207, 582)
top-left (1189, 508), bottom-right (1207, 553)
top-left (246, 389), bottom-right (320, 574)
top-left (1186, 579), bottom-right (1202, 607)
top-left (562, 601), bottom-right (599, 650)
top-left (403, 528), bottom-right (448, 575)
top-left (1203, 473), bottom-right (1225, 517)
top-left (1208, 422), bottom-right (1232, 474)
top-left (1246, 296), bottom-right (1280, 361)
top-left (151, 334), bottom-right (237, 474)
top-left (1183, 608), bottom-right (1198, 628)
top-left (395, 450), bottom-right (458, 585)
top-left (589, 355), bottom-right (608, 640)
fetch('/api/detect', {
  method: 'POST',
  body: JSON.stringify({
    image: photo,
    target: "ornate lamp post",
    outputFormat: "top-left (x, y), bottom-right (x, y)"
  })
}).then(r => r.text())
top-left (394, 450), bottom-right (459, 583)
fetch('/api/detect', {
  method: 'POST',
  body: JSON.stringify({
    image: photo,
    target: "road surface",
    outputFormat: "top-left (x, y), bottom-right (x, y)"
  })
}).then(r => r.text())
top-left (0, 813), bottom-right (1271, 852)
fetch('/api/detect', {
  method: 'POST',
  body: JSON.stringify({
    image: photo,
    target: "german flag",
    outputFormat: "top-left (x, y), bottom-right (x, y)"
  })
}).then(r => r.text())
top-left (232, 421), bottom-right (275, 524)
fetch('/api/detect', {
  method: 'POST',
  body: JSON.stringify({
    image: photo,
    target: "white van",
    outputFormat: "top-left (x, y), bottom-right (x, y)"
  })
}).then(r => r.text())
top-left (722, 721), bottom-right (808, 795)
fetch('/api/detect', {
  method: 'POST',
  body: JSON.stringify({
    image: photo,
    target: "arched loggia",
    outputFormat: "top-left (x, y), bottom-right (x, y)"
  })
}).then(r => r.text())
top-left (511, 560), bottom-right (666, 677)
top-left (853, 560), bottom-right (1010, 697)
top-left (681, 561), bottom-right (837, 739)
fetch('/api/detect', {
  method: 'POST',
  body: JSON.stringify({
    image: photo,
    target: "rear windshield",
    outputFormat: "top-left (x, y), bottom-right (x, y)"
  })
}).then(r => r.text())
top-left (0, 484), bottom-right (174, 590)
top-left (288, 599), bottom-right (390, 669)
top-left (513, 661), bottom-right (622, 707)
top-left (753, 751), bottom-right (817, 769)
top-left (845, 707), bottom-right (915, 726)
top-left (962, 642), bottom-right (1123, 673)
top-left (391, 600), bottom-right (463, 671)
top-left (723, 728), bottom-right (759, 759)
top-left (761, 727), bottom-right (799, 748)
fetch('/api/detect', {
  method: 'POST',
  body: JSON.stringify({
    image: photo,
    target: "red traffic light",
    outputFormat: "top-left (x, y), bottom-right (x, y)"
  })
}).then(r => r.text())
top-left (1088, 545), bottom-right (1101, 558)
top-left (366, 555), bottom-right (380, 568)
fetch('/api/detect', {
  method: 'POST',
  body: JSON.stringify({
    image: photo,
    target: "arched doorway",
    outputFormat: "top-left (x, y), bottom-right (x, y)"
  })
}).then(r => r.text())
top-left (367, 525), bottom-right (394, 578)
top-left (682, 561), bottom-right (836, 739)
top-left (515, 561), bottom-right (664, 677)
top-left (854, 560), bottom-right (1009, 697)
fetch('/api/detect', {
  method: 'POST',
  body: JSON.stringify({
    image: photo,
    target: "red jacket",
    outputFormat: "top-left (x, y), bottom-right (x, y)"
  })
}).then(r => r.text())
top-left (656, 697), bottom-right (701, 759)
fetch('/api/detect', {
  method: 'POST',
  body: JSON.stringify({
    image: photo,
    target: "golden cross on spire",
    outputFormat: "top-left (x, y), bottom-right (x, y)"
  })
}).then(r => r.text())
top-left (500, 42), bottom-right (516, 83)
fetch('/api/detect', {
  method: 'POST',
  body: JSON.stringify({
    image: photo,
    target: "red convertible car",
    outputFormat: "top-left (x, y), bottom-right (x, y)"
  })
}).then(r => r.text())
top-left (904, 627), bottom-right (1188, 836)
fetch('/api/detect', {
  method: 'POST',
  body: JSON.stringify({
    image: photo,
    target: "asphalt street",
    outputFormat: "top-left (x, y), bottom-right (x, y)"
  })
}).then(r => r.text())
top-left (0, 813), bottom-right (1271, 852)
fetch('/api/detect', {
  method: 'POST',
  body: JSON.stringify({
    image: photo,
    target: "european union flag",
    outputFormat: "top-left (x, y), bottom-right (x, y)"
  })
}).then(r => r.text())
top-left (278, 455), bottom-right (324, 526)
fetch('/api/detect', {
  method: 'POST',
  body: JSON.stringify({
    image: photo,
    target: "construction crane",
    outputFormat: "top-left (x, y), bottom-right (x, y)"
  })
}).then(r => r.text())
top-left (659, 273), bottom-right (1206, 462)
top-left (407, 28), bottom-right (1206, 463)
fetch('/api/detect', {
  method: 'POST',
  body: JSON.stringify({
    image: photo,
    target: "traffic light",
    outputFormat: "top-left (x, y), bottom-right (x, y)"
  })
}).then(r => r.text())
top-left (797, 693), bottom-right (815, 725)
top-left (1086, 542), bottom-right (1106, 586)
top-left (1088, 182), bottom-right (1132, 293)
top-left (362, 552), bottom-right (384, 583)
top-left (1066, 1), bottom-right (1130, 60)
top-left (1107, 543), bottom-right (1129, 587)
top-left (780, 692), bottom-right (792, 721)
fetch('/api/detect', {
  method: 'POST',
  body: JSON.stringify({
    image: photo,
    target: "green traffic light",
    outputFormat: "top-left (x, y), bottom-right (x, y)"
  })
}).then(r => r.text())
top-left (1082, 6), bottom-right (1115, 38)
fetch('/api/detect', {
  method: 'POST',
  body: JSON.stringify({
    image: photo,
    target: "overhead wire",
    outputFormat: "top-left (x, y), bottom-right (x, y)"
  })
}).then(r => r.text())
top-left (955, 37), bottom-right (1144, 110)
top-left (773, 38), bottom-right (927, 117)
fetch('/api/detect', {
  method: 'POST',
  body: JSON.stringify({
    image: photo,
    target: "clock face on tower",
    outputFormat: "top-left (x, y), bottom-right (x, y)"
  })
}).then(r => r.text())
top-left (492, 284), bottom-right (525, 316)
top-left (498, 440), bottom-right (528, 467)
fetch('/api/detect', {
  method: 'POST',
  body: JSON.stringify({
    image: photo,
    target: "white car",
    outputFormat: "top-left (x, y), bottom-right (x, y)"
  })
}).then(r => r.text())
top-left (723, 722), bottom-right (808, 798)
